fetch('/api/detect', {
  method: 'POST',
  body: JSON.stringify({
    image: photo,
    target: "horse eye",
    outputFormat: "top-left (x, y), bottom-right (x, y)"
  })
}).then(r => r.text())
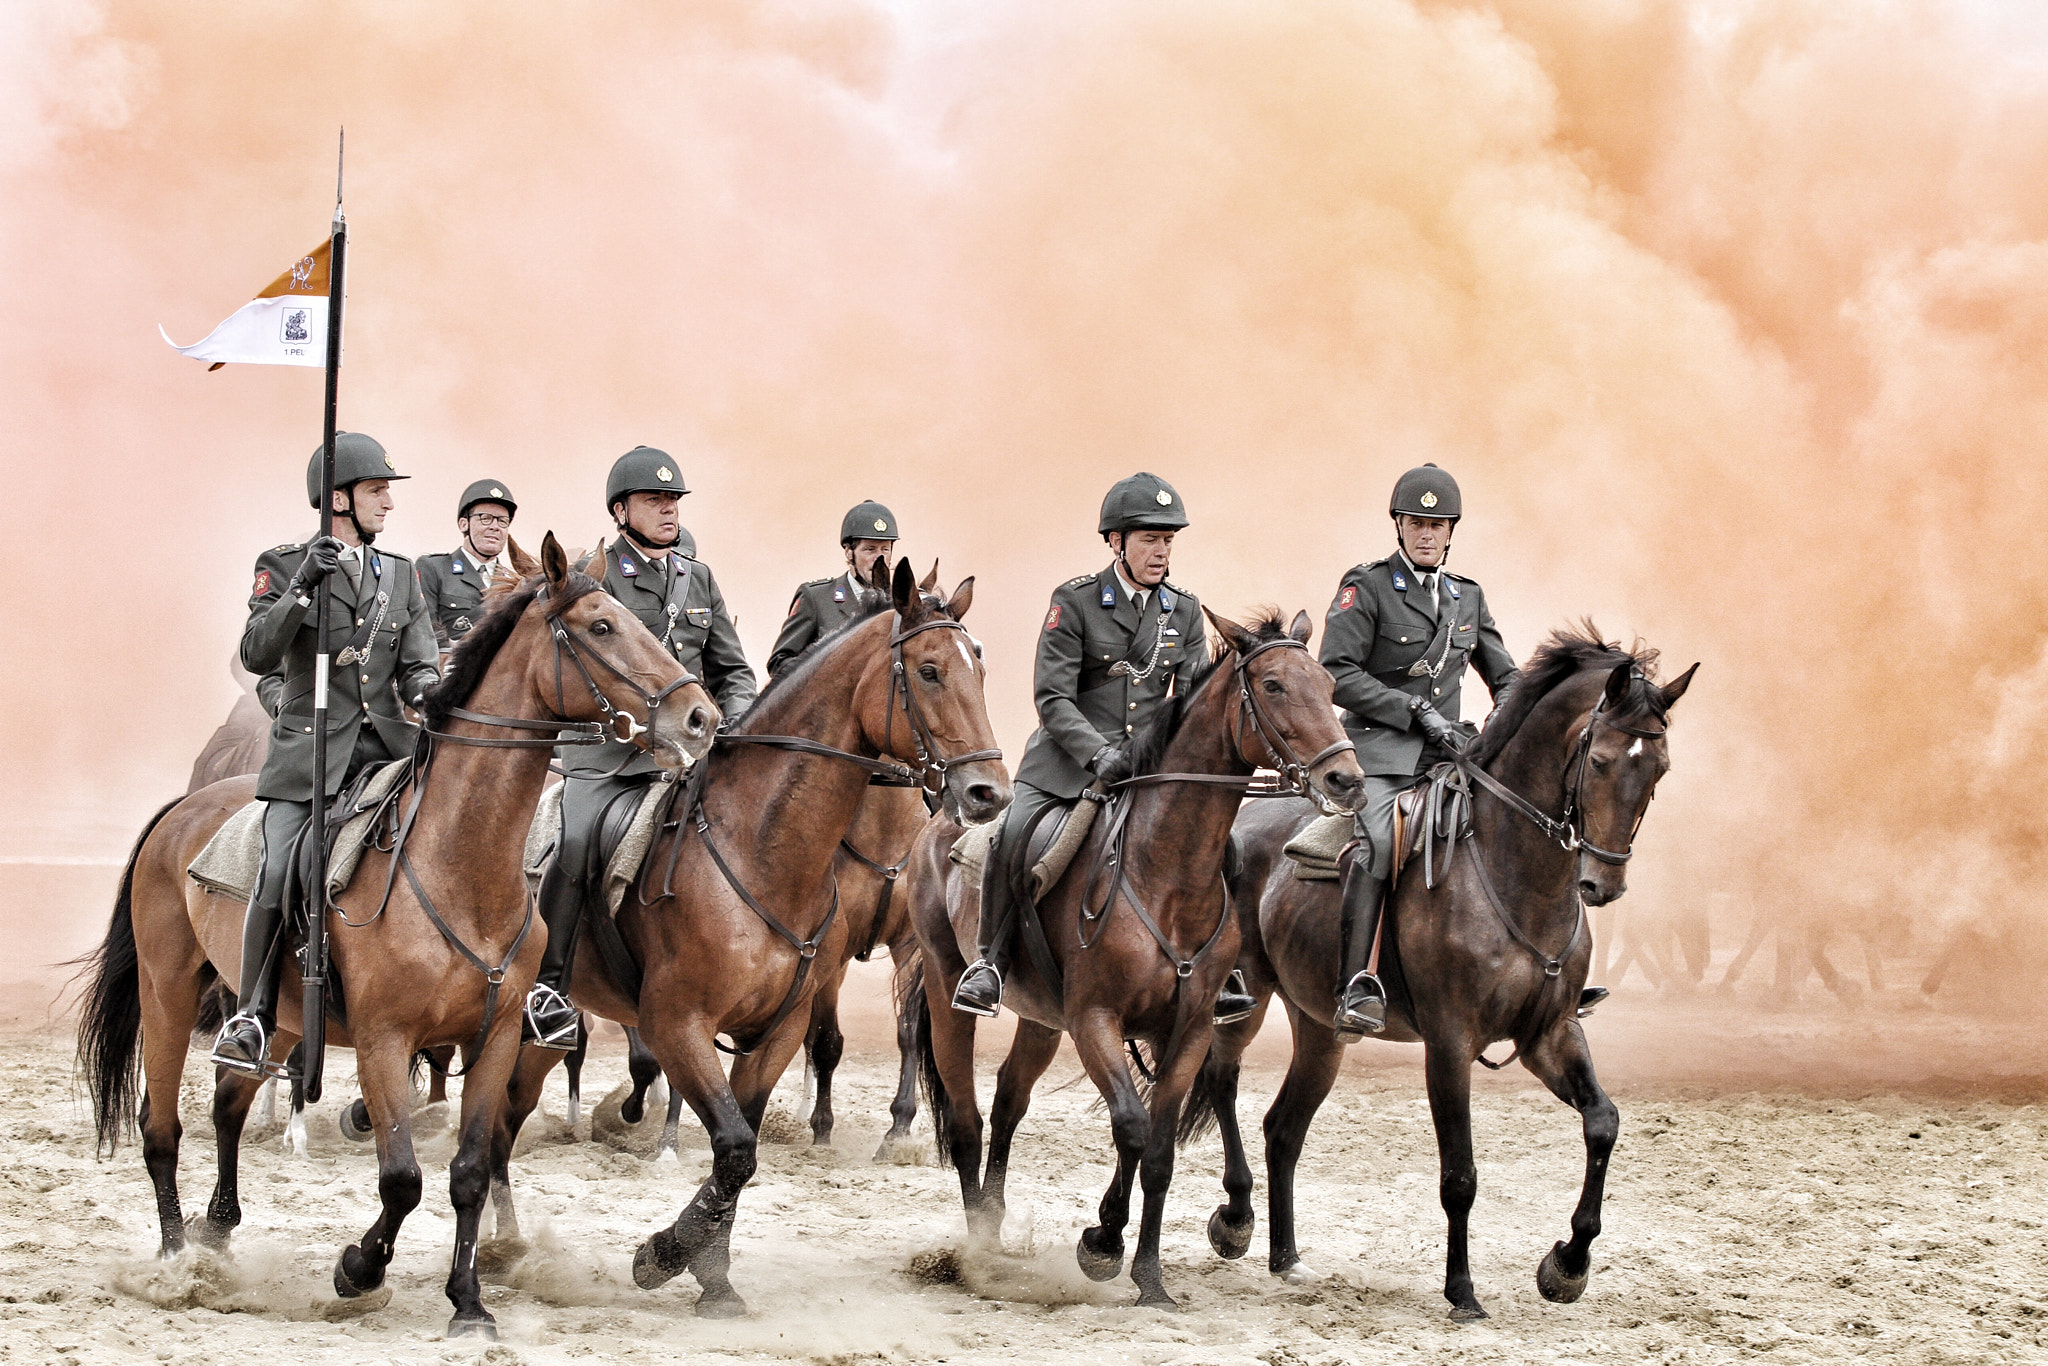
top-left (1590, 754), bottom-right (1610, 771)
top-left (919, 663), bottom-right (941, 683)
top-left (1262, 678), bottom-right (1284, 694)
top-left (591, 619), bottom-right (612, 635)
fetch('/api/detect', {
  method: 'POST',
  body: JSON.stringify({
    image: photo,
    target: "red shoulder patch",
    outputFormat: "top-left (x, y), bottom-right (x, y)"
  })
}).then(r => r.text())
top-left (1044, 604), bottom-right (1062, 631)
top-left (253, 569), bottom-right (271, 597)
top-left (1337, 585), bottom-right (1357, 610)
top-left (788, 595), bottom-right (802, 618)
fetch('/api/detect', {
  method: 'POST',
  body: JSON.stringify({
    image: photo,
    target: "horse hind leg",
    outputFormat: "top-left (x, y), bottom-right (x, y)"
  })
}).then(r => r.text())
top-left (915, 959), bottom-right (993, 1242)
top-left (876, 954), bottom-right (923, 1161)
top-left (621, 1026), bottom-right (660, 1125)
top-left (1520, 1018), bottom-right (1618, 1306)
top-left (804, 987), bottom-right (845, 1148)
top-left (563, 1015), bottom-right (589, 1128)
top-left (445, 1029), bottom-right (524, 1340)
top-left (1263, 1004), bottom-right (1345, 1283)
top-left (981, 1021), bottom-right (1063, 1244)
top-left (334, 1043), bottom-right (424, 1301)
top-left (194, 1042), bottom-right (287, 1250)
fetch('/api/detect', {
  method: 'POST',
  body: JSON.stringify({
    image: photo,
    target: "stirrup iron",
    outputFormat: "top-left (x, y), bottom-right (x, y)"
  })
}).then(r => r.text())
top-left (523, 984), bottom-right (581, 1050)
top-left (210, 1013), bottom-right (289, 1081)
top-left (950, 960), bottom-right (1003, 1018)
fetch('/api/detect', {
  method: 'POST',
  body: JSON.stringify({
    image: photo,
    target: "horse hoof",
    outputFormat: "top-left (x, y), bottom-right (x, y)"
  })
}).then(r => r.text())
top-left (333, 1247), bottom-right (379, 1299)
top-left (183, 1215), bottom-right (234, 1252)
top-left (1537, 1240), bottom-right (1591, 1303)
top-left (1075, 1228), bottom-right (1125, 1283)
top-left (694, 1288), bottom-right (748, 1319)
top-left (339, 1099), bottom-right (374, 1143)
top-left (446, 1313), bottom-right (498, 1340)
top-left (654, 1147), bottom-right (679, 1165)
top-left (1207, 1206), bottom-right (1254, 1260)
top-left (1134, 1286), bottom-right (1179, 1311)
top-left (1276, 1261), bottom-right (1323, 1286)
top-left (632, 1235), bottom-right (685, 1291)
top-left (1449, 1303), bottom-right (1489, 1323)
top-left (621, 1097), bottom-right (646, 1125)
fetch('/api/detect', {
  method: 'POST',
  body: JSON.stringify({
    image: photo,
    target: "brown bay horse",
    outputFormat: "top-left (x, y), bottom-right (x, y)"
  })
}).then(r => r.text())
top-left (1185, 627), bottom-right (1696, 1320)
top-left (489, 558), bottom-right (1009, 1317)
top-left (909, 609), bottom-right (1364, 1309)
top-left (76, 534), bottom-right (716, 1338)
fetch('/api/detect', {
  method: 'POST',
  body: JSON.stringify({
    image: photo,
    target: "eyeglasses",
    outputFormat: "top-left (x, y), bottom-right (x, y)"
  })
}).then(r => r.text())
top-left (467, 513), bottom-right (511, 528)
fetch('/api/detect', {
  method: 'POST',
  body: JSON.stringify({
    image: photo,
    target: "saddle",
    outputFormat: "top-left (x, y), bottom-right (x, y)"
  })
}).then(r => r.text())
top-left (1282, 765), bottom-right (1471, 885)
top-left (948, 796), bottom-right (1101, 902)
top-left (521, 775), bottom-right (670, 916)
top-left (187, 759), bottom-right (414, 906)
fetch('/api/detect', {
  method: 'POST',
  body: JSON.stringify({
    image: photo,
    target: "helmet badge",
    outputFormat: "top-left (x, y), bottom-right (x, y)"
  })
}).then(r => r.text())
top-left (489, 486), bottom-right (504, 498)
top-left (874, 518), bottom-right (888, 531)
top-left (1155, 489), bottom-right (1173, 505)
top-left (1419, 490), bottom-right (1438, 509)
top-left (657, 466), bottom-right (673, 482)
top-left (383, 452), bottom-right (396, 470)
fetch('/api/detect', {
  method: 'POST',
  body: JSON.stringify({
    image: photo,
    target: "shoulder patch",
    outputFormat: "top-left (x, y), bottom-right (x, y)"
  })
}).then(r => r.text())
top-left (787, 593), bottom-right (804, 617)
top-left (253, 569), bottom-right (271, 596)
top-left (1337, 585), bottom-right (1358, 611)
top-left (1065, 574), bottom-right (1095, 588)
top-left (1045, 604), bottom-right (1062, 631)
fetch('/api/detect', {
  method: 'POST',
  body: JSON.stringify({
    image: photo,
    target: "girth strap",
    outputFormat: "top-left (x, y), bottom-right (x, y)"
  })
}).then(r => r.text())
top-left (837, 836), bottom-right (910, 961)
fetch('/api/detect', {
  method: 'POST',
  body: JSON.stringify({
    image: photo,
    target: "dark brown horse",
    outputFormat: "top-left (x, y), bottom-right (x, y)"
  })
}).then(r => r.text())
top-left (77, 535), bottom-right (716, 1338)
top-left (489, 558), bottom-right (1008, 1315)
top-left (909, 610), bottom-right (1364, 1309)
top-left (1186, 627), bottom-right (1695, 1320)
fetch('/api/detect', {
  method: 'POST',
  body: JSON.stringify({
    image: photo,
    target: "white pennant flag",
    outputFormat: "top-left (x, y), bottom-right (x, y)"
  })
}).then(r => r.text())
top-left (159, 239), bottom-right (338, 369)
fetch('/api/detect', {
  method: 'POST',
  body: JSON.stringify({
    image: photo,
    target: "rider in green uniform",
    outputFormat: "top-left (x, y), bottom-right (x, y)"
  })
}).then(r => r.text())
top-left (211, 434), bottom-right (441, 1074)
top-left (415, 479), bottom-right (518, 650)
top-left (1317, 464), bottom-right (1518, 1039)
top-left (522, 446), bottom-right (758, 1048)
top-left (766, 501), bottom-right (899, 678)
top-left (951, 473), bottom-right (1253, 1022)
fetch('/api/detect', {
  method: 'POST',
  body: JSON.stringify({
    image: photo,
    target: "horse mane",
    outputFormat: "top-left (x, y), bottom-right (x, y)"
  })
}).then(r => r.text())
top-left (1125, 607), bottom-right (1290, 777)
top-left (1463, 620), bottom-right (1665, 769)
top-left (419, 570), bottom-right (603, 729)
top-left (743, 593), bottom-right (909, 718)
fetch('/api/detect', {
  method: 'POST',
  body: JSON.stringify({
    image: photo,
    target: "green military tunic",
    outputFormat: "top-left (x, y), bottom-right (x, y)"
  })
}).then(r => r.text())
top-left (415, 544), bottom-right (506, 649)
top-left (562, 538), bottom-right (757, 778)
top-left (766, 571), bottom-right (874, 678)
top-left (1014, 566), bottom-right (1208, 800)
top-left (1319, 553), bottom-right (1516, 777)
top-left (241, 540), bottom-right (442, 803)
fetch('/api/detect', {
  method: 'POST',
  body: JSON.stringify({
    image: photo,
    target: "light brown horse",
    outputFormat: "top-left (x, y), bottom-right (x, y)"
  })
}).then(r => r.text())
top-left (1185, 628), bottom-right (1695, 1321)
top-left (77, 534), bottom-right (717, 1339)
top-left (489, 557), bottom-right (1009, 1316)
top-left (909, 609), bottom-right (1364, 1309)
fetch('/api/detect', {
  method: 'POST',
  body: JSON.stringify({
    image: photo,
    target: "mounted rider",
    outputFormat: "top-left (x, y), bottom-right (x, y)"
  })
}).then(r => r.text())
top-left (766, 500), bottom-right (899, 678)
top-left (211, 433), bottom-right (442, 1074)
top-left (1318, 463), bottom-right (1517, 1038)
top-left (415, 479), bottom-right (519, 651)
top-left (522, 445), bottom-right (758, 1049)
top-left (951, 473), bottom-right (1252, 1022)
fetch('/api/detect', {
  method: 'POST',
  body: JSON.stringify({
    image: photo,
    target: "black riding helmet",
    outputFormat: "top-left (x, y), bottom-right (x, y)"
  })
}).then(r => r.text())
top-left (457, 478), bottom-right (516, 522)
top-left (1098, 471), bottom-right (1189, 536)
top-left (305, 432), bottom-right (406, 544)
top-left (1388, 463), bottom-right (1462, 522)
top-left (605, 446), bottom-right (688, 513)
top-left (840, 500), bottom-right (899, 545)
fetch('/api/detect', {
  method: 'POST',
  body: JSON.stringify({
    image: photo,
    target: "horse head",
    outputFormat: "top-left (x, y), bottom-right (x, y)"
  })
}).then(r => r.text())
top-left (1204, 608), bottom-right (1365, 815)
top-left (1568, 658), bottom-right (1696, 906)
top-left (856, 556), bottom-right (1011, 827)
top-left (522, 531), bottom-right (718, 766)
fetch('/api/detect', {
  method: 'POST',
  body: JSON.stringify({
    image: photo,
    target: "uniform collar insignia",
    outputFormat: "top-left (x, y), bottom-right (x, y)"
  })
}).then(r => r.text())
top-left (1159, 586), bottom-right (1177, 614)
top-left (833, 585), bottom-right (846, 602)
top-left (620, 555), bottom-right (638, 576)
top-left (1101, 581), bottom-right (1117, 608)
top-left (1392, 570), bottom-right (1409, 591)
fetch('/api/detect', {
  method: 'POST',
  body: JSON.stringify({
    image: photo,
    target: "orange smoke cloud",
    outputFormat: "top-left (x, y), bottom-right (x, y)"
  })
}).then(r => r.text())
top-left (5, 1), bottom-right (2046, 1000)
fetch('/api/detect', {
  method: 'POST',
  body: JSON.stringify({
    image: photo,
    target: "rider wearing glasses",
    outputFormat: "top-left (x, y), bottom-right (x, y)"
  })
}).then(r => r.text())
top-left (1318, 464), bottom-right (1518, 1038)
top-left (211, 434), bottom-right (442, 1074)
top-left (416, 480), bottom-right (520, 651)
top-left (521, 446), bottom-right (758, 1050)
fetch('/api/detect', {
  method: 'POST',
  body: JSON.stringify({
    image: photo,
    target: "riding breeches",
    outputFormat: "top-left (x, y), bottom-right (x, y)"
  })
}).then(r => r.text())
top-left (977, 780), bottom-right (1070, 958)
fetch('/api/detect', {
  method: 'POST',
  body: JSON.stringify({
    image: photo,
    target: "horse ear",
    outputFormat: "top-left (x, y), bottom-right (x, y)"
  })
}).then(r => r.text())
top-left (1603, 660), bottom-right (1633, 707)
top-left (1661, 662), bottom-right (1699, 708)
top-left (866, 554), bottom-right (892, 598)
top-left (919, 559), bottom-right (940, 593)
top-left (574, 536), bottom-right (605, 577)
top-left (1288, 609), bottom-right (1313, 645)
top-left (891, 556), bottom-right (917, 616)
top-left (505, 534), bottom-right (541, 581)
top-left (946, 575), bottom-right (974, 621)
top-left (541, 531), bottom-right (570, 590)
top-left (1203, 605), bottom-right (1252, 657)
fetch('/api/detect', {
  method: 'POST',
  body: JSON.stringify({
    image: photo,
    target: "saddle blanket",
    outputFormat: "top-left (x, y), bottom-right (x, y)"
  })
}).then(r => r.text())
top-left (522, 778), bottom-right (668, 916)
top-left (186, 761), bottom-right (413, 904)
top-left (1282, 812), bottom-right (1353, 881)
top-left (949, 797), bottom-right (1100, 900)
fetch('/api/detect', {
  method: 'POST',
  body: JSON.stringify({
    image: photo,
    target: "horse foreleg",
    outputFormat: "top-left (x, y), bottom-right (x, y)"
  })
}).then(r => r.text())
top-left (1520, 1017), bottom-right (1617, 1306)
top-left (334, 1042), bottom-right (423, 1301)
top-left (622, 1026), bottom-right (660, 1125)
top-left (981, 1021), bottom-right (1063, 1244)
top-left (137, 977), bottom-right (206, 1258)
top-left (1200, 1001), bottom-right (1267, 1263)
top-left (1264, 1003), bottom-right (1343, 1282)
top-left (876, 952), bottom-right (923, 1161)
top-left (632, 1021), bottom-right (756, 1318)
top-left (563, 1015), bottom-right (589, 1128)
top-left (916, 961), bottom-right (991, 1238)
top-left (1069, 1012), bottom-right (1149, 1286)
top-left (1128, 1021), bottom-right (1216, 1310)
top-left (1424, 1040), bottom-right (1485, 1321)
top-left (445, 1029), bottom-right (522, 1339)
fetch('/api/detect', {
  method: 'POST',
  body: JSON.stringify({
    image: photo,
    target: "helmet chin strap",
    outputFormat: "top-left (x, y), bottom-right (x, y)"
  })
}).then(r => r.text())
top-left (618, 519), bottom-right (679, 553)
top-left (337, 486), bottom-right (376, 546)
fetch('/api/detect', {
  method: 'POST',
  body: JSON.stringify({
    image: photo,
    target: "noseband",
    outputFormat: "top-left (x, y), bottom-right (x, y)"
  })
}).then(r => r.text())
top-left (886, 616), bottom-right (1005, 790)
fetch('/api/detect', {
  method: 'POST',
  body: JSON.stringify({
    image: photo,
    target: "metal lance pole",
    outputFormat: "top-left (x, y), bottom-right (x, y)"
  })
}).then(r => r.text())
top-left (302, 132), bottom-right (345, 1107)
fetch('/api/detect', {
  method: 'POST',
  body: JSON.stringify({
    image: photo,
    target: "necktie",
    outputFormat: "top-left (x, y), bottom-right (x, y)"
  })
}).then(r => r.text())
top-left (340, 548), bottom-right (362, 592)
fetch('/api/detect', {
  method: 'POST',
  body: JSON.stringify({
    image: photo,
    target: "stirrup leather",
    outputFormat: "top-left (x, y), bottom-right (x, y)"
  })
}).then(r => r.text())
top-left (523, 984), bottom-right (581, 1050)
top-left (210, 1013), bottom-right (290, 1081)
top-left (950, 960), bottom-right (1003, 1018)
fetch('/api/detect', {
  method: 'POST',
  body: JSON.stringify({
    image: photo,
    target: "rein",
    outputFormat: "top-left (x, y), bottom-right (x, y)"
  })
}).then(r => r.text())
top-left (1452, 685), bottom-right (1665, 866)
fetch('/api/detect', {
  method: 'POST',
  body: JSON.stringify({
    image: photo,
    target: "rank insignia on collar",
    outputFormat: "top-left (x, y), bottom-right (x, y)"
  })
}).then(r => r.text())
top-left (370, 553), bottom-right (383, 579)
top-left (620, 556), bottom-right (638, 576)
top-left (1101, 584), bottom-right (1117, 608)
top-left (450, 560), bottom-right (463, 574)
top-left (1392, 571), bottom-right (1409, 591)
top-left (1447, 580), bottom-right (1461, 599)
top-left (1337, 585), bottom-right (1357, 610)
top-left (833, 586), bottom-right (846, 603)
top-left (1159, 586), bottom-right (1177, 613)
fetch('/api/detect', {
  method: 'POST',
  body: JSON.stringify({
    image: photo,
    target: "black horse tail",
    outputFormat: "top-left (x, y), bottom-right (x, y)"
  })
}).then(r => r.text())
top-left (1177, 1043), bottom-right (1228, 1147)
top-left (76, 797), bottom-right (180, 1156)
top-left (911, 958), bottom-right (953, 1155)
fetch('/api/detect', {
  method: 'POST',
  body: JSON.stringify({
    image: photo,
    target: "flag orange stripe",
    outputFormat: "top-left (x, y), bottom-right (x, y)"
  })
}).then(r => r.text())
top-left (254, 238), bottom-right (331, 299)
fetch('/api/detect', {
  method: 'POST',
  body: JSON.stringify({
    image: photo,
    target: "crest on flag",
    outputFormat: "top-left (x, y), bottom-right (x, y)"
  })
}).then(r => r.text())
top-left (160, 238), bottom-right (336, 369)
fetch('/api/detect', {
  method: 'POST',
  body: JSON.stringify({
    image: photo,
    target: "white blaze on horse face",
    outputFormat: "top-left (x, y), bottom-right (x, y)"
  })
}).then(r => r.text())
top-left (1628, 737), bottom-right (1644, 758)
top-left (954, 636), bottom-right (977, 675)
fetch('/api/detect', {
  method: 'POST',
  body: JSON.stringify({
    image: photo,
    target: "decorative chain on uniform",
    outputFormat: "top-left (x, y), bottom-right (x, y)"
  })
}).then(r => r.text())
top-left (335, 590), bottom-right (393, 667)
top-left (1407, 619), bottom-right (1456, 681)
top-left (1109, 606), bottom-right (1173, 682)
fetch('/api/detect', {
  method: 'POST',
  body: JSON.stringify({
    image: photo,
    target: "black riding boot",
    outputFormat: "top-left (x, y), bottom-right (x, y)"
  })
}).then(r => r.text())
top-left (212, 799), bottom-right (306, 1077)
top-left (952, 861), bottom-right (1016, 1017)
top-left (1333, 856), bottom-right (1388, 1042)
top-left (1213, 970), bottom-right (1258, 1025)
top-left (524, 861), bottom-right (585, 1050)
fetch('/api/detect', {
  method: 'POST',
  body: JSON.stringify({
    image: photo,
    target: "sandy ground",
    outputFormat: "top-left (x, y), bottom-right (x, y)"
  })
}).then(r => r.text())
top-left (0, 965), bottom-right (2042, 1366)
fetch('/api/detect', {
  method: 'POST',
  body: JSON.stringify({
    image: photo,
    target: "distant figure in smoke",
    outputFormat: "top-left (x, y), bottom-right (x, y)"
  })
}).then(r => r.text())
top-left (185, 655), bottom-right (274, 795)
top-left (1316, 464), bottom-right (1530, 1038)
top-left (416, 479), bottom-right (522, 653)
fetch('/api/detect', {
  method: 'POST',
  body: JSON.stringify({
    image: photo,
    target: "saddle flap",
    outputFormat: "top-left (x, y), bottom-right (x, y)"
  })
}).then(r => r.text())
top-left (1282, 811), bottom-right (1351, 881)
